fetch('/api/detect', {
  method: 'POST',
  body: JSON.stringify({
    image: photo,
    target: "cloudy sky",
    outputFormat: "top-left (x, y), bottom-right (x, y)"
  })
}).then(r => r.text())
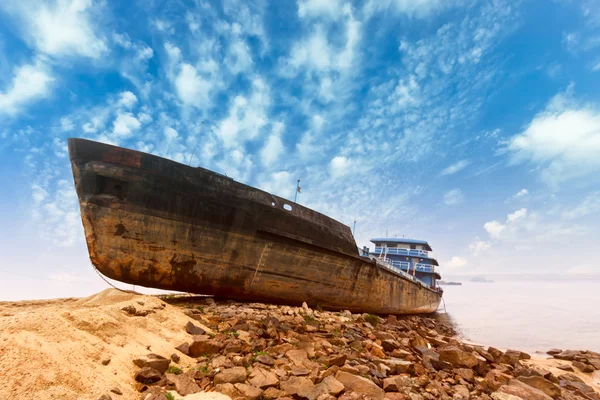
top-left (1, 0), bottom-right (600, 300)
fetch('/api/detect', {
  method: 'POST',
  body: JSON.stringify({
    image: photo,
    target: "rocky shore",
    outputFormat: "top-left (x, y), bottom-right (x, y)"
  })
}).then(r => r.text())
top-left (130, 295), bottom-right (599, 400)
top-left (1, 289), bottom-right (598, 400)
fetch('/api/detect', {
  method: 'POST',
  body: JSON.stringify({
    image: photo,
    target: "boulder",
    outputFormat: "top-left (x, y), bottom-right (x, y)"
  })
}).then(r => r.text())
top-left (166, 371), bottom-right (202, 395)
top-left (546, 349), bottom-right (562, 356)
top-left (189, 337), bottom-right (222, 357)
top-left (553, 350), bottom-right (581, 361)
top-left (181, 393), bottom-right (232, 400)
top-left (438, 346), bottom-right (478, 368)
top-left (133, 354), bottom-right (171, 374)
top-left (248, 368), bottom-right (279, 389)
top-left (385, 393), bottom-right (409, 400)
top-left (97, 395), bottom-right (112, 400)
top-left (316, 376), bottom-right (345, 396)
top-left (491, 393), bottom-right (523, 400)
top-left (280, 376), bottom-right (318, 400)
top-left (214, 367), bottom-right (248, 384)
top-left (135, 367), bottom-right (162, 384)
top-left (234, 383), bottom-right (263, 400)
top-left (325, 354), bottom-right (347, 367)
top-left (516, 376), bottom-right (561, 399)
top-left (335, 371), bottom-right (385, 400)
top-left (455, 368), bottom-right (475, 383)
top-left (256, 354), bottom-right (275, 366)
top-left (572, 360), bottom-right (594, 373)
top-left (186, 321), bottom-right (206, 335)
top-left (497, 380), bottom-right (552, 400)
top-left (176, 343), bottom-right (190, 356)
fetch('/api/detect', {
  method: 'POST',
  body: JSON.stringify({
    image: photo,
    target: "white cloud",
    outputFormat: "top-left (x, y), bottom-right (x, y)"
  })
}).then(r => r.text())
top-left (288, 27), bottom-right (332, 72)
top-left (0, 61), bottom-right (53, 115)
top-left (562, 192), bottom-right (600, 219)
top-left (364, 0), bottom-right (446, 18)
top-left (260, 122), bottom-right (285, 166)
top-left (330, 156), bottom-right (352, 177)
top-left (443, 188), bottom-right (464, 205)
top-left (164, 126), bottom-right (178, 140)
top-left (507, 207), bottom-right (527, 223)
top-left (483, 220), bottom-right (505, 239)
top-left (118, 91), bottom-right (138, 109)
top-left (440, 160), bottom-right (469, 176)
top-left (508, 90), bottom-right (600, 185)
top-left (59, 117), bottom-right (75, 132)
top-left (2, 0), bottom-right (107, 58)
top-left (468, 239), bottom-right (491, 256)
top-left (298, 0), bottom-right (344, 18)
top-left (112, 112), bottom-right (141, 137)
top-left (226, 39), bottom-right (253, 75)
top-left (446, 256), bottom-right (468, 270)
top-left (258, 171), bottom-right (293, 199)
top-left (174, 63), bottom-right (213, 108)
top-left (214, 78), bottom-right (270, 148)
top-left (514, 188), bottom-right (528, 198)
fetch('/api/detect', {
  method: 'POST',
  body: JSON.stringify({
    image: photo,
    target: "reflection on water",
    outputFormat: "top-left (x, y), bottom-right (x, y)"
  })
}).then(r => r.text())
top-left (434, 278), bottom-right (600, 353)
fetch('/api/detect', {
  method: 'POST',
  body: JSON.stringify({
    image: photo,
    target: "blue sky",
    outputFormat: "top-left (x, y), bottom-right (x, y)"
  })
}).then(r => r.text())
top-left (1, 0), bottom-right (600, 300)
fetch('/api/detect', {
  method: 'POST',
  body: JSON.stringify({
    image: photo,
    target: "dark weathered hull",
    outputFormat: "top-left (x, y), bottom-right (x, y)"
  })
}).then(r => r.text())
top-left (68, 138), bottom-right (441, 314)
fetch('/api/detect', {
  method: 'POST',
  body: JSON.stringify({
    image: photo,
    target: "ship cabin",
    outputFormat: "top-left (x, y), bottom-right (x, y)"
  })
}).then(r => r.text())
top-left (370, 238), bottom-right (441, 288)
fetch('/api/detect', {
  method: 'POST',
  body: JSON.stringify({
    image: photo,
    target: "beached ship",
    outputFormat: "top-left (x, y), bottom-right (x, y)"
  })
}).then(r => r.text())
top-left (68, 138), bottom-right (442, 314)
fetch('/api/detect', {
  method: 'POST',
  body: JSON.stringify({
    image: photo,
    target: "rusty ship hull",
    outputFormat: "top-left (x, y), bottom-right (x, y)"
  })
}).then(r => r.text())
top-left (68, 138), bottom-right (442, 314)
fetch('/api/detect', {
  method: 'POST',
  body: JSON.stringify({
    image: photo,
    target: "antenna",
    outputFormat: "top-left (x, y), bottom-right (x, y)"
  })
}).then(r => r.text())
top-left (187, 121), bottom-right (205, 166)
top-left (294, 178), bottom-right (301, 203)
top-left (352, 220), bottom-right (356, 236)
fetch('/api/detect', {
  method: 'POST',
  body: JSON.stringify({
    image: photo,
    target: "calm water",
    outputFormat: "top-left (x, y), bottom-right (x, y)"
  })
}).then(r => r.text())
top-left (437, 278), bottom-right (600, 353)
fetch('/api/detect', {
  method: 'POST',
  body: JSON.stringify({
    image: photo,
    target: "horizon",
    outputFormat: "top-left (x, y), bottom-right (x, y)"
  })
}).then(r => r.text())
top-left (1, 0), bottom-right (600, 300)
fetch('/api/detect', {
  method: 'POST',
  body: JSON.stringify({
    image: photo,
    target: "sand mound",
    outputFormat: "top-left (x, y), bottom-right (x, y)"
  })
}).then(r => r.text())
top-left (0, 289), bottom-right (198, 399)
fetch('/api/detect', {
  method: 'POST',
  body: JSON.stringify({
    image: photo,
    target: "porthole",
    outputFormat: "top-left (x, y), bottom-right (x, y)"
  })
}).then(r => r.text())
top-left (283, 204), bottom-right (293, 211)
top-left (271, 202), bottom-right (276, 207)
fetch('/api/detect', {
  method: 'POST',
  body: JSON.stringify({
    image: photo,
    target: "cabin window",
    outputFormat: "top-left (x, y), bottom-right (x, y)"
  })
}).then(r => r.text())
top-left (283, 204), bottom-right (293, 211)
top-left (410, 244), bottom-right (416, 249)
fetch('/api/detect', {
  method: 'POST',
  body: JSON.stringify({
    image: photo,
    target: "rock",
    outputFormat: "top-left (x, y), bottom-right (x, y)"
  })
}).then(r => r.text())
top-left (110, 387), bottom-right (122, 395)
top-left (135, 367), bottom-right (163, 384)
top-left (490, 393), bottom-right (523, 400)
top-left (497, 380), bottom-right (552, 400)
top-left (235, 383), bottom-right (264, 400)
top-left (292, 366), bottom-right (310, 376)
top-left (97, 395), bottom-right (112, 400)
top-left (455, 368), bottom-right (475, 383)
top-left (572, 360), bottom-right (594, 373)
top-left (214, 366), bottom-right (248, 384)
top-left (166, 371), bottom-right (202, 395)
top-left (381, 339), bottom-right (401, 352)
top-left (438, 346), bottom-right (478, 368)
top-left (546, 349), bottom-right (562, 356)
top-left (189, 337), bottom-right (222, 357)
top-left (553, 350), bottom-right (581, 361)
top-left (256, 354), bottom-right (275, 366)
top-left (287, 349), bottom-right (310, 366)
top-left (516, 376), bottom-right (561, 399)
top-left (176, 342), bottom-right (190, 356)
top-left (379, 358), bottom-right (413, 374)
top-left (316, 376), bottom-right (345, 396)
top-left (482, 369), bottom-right (513, 392)
top-left (454, 385), bottom-right (470, 399)
top-left (171, 353), bottom-right (181, 363)
top-left (248, 367), bottom-right (279, 389)
top-left (430, 358), bottom-right (452, 371)
top-left (101, 357), bottom-right (111, 366)
top-left (587, 358), bottom-right (600, 370)
top-left (133, 354), bottom-right (171, 374)
top-left (181, 393), bottom-right (232, 400)
top-left (186, 321), bottom-right (207, 335)
top-left (556, 364), bottom-right (574, 372)
top-left (280, 376), bottom-right (318, 400)
top-left (335, 371), bottom-right (385, 400)
top-left (385, 393), bottom-right (408, 400)
top-left (263, 387), bottom-right (285, 399)
top-left (325, 354), bottom-right (347, 367)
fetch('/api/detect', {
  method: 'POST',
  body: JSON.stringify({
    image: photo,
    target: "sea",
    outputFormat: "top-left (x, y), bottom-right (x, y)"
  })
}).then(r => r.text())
top-left (436, 275), bottom-right (600, 354)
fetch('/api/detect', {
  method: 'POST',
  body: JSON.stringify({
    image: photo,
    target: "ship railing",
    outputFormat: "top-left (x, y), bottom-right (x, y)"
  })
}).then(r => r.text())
top-left (373, 247), bottom-right (429, 257)
top-left (371, 256), bottom-right (430, 288)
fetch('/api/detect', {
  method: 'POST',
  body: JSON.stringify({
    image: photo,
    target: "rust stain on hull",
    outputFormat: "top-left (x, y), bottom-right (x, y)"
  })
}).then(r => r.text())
top-left (68, 138), bottom-right (442, 314)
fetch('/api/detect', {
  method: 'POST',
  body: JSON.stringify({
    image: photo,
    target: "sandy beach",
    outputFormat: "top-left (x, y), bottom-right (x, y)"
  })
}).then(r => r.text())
top-left (1, 289), bottom-right (599, 400)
